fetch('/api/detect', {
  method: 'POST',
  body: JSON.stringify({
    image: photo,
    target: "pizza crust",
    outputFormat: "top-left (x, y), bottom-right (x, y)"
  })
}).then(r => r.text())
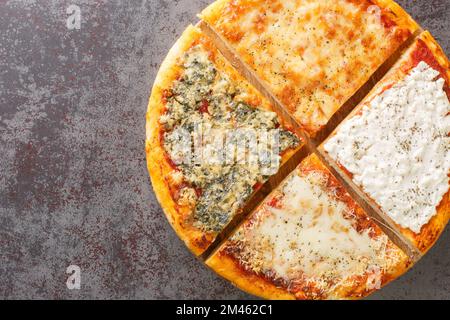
top-left (371, 0), bottom-right (419, 32)
top-left (412, 31), bottom-right (450, 90)
top-left (146, 25), bottom-right (215, 256)
top-left (200, 0), bottom-right (419, 31)
top-left (207, 252), bottom-right (296, 300)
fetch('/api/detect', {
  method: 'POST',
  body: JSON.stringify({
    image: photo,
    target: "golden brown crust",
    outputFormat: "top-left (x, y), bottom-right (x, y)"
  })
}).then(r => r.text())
top-left (207, 154), bottom-right (411, 300)
top-left (200, 0), bottom-right (418, 31)
top-left (207, 252), bottom-right (296, 300)
top-left (419, 31), bottom-right (450, 81)
top-left (371, 0), bottom-right (419, 33)
top-left (208, 249), bottom-right (407, 300)
top-left (146, 25), bottom-right (213, 256)
top-left (410, 31), bottom-right (450, 98)
top-left (404, 192), bottom-right (450, 253)
top-left (320, 31), bottom-right (450, 253)
top-left (199, 0), bottom-right (229, 24)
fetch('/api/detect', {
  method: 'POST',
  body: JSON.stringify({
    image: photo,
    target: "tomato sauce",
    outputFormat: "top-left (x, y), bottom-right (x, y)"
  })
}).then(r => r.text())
top-left (411, 39), bottom-right (450, 99)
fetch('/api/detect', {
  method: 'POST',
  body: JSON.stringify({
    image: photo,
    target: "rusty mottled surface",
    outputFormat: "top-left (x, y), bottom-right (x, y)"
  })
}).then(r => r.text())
top-left (0, 0), bottom-right (448, 300)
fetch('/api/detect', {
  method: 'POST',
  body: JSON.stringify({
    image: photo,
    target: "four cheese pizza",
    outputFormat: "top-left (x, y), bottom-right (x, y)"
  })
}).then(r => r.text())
top-left (146, 0), bottom-right (450, 300)
top-left (200, 0), bottom-right (418, 134)
top-left (322, 32), bottom-right (450, 252)
top-left (146, 25), bottom-right (301, 256)
top-left (207, 155), bottom-right (411, 300)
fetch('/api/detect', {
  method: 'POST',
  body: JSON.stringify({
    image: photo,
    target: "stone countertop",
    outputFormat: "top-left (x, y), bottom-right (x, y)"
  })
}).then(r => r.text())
top-left (0, 0), bottom-right (448, 300)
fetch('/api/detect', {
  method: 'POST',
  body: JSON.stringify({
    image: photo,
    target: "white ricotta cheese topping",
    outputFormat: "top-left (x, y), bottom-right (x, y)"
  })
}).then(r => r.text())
top-left (324, 61), bottom-right (450, 233)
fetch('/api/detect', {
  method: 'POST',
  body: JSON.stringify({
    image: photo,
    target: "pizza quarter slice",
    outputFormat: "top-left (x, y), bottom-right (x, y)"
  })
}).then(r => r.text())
top-left (200, 0), bottom-right (419, 134)
top-left (146, 25), bottom-right (301, 256)
top-left (207, 154), bottom-right (410, 300)
top-left (322, 31), bottom-right (450, 252)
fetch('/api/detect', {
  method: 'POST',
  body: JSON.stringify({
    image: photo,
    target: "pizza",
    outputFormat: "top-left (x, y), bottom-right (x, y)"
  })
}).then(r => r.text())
top-left (200, 0), bottom-right (418, 134)
top-left (207, 154), bottom-right (411, 300)
top-left (322, 31), bottom-right (450, 253)
top-left (146, 25), bottom-right (301, 256)
top-left (146, 0), bottom-right (450, 300)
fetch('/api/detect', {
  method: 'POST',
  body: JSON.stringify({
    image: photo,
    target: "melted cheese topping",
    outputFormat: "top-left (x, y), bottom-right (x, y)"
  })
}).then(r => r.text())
top-left (230, 168), bottom-right (401, 296)
top-left (162, 46), bottom-right (299, 233)
top-left (324, 62), bottom-right (450, 233)
top-left (202, 0), bottom-right (411, 132)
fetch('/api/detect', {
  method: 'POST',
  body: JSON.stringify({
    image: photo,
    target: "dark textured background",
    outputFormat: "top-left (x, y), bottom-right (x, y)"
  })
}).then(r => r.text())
top-left (0, 0), bottom-right (448, 300)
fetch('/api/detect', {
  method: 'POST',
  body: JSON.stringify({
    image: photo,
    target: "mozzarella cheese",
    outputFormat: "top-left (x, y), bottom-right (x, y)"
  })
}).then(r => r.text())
top-left (232, 168), bottom-right (401, 295)
top-left (201, 0), bottom-right (413, 132)
top-left (324, 61), bottom-right (450, 233)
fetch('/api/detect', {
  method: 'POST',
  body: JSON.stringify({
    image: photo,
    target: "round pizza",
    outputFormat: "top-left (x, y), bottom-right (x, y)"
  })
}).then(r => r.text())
top-left (146, 0), bottom-right (449, 299)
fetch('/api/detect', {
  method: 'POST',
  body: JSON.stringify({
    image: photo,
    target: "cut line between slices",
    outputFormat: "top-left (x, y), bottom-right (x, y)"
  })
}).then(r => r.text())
top-left (197, 20), bottom-right (426, 262)
top-left (200, 145), bottom-right (311, 261)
